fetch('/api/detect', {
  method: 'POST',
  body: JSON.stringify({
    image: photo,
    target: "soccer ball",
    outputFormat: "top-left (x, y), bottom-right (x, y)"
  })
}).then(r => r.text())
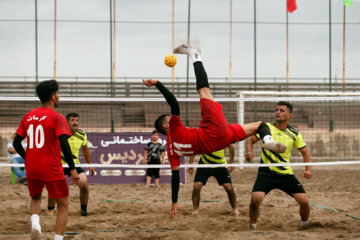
top-left (164, 54), bottom-right (177, 67)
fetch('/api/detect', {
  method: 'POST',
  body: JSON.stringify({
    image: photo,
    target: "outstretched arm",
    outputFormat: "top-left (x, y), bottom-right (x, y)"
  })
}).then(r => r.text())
top-left (143, 79), bottom-right (180, 116)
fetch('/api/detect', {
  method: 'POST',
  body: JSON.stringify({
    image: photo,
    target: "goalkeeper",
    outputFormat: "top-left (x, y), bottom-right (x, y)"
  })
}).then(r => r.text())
top-left (143, 44), bottom-right (286, 219)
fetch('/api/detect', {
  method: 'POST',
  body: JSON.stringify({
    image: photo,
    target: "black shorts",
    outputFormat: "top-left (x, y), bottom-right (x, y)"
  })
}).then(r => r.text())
top-left (194, 167), bottom-right (232, 186)
top-left (147, 168), bottom-right (160, 178)
top-left (252, 172), bottom-right (306, 196)
top-left (63, 167), bottom-right (84, 177)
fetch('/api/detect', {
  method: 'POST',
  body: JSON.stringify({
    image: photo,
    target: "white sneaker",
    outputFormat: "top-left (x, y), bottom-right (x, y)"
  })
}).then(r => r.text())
top-left (263, 141), bottom-right (287, 153)
top-left (301, 220), bottom-right (309, 227)
top-left (250, 223), bottom-right (257, 231)
top-left (192, 209), bottom-right (199, 215)
top-left (173, 44), bottom-right (200, 55)
top-left (31, 224), bottom-right (41, 240)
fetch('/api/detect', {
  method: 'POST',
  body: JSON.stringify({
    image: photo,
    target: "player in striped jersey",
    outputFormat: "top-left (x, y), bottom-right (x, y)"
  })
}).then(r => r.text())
top-left (189, 144), bottom-right (239, 215)
top-left (245, 101), bottom-right (312, 230)
top-left (48, 112), bottom-right (94, 217)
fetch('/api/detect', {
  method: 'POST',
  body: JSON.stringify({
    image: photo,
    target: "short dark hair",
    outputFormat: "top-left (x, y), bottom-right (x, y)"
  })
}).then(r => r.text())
top-left (277, 101), bottom-right (293, 113)
top-left (36, 80), bottom-right (59, 103)
top-left (151, 130), bottom-right (159, 135)
top-left (154, 114), bottom-right (170, 135)
top-left (66, 112), bottom-right (79, 121)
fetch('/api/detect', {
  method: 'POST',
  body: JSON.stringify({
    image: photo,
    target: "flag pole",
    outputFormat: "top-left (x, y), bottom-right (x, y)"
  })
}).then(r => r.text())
top-left (329, 0), bottom-right (332, 91)
top-left (328, 0), bottom-right (333, 131)
top-left (109, 0), bottom-right (114, 132)
top-left (254, 0), bottom-right (257, 91)
top-left (172, 0), bottom-right (175, 85)
top-left (35, 0), bottom-right (38, 84)
top-left (113, 0), bottom-right (116, 85)
top-left (253, 0), bottom-right (258, 121)
top-left (286, 10), bottom-right (289, 84)
top-left (185, 0), bottom-right (191, 127)
top-left (54, 0), bottom-right (57, 80)
top-left (342, 5), bottom-right (346, 85)
top-left (229, 0), bottom-right (232, 84)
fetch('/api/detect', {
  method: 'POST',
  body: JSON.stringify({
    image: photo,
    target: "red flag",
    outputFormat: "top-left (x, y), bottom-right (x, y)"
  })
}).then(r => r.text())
top-left (287, 0), bottom-right (297, 13)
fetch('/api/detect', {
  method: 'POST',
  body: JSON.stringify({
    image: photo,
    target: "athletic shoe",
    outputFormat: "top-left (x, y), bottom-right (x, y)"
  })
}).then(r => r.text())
top-left (263, 141), bottom-right (287, 153)
top-left (250, 224), bottom-right (257, 231)
top-left (19, 176), bottom-right (27, 184)
top-left (48, 209), bottom-right (55, 215)
top-left (301, 220), bottom-right (309, 227)
top-left (81, 210), bottom-right (88, 216)
top-left (173, 44), bottom-right (200, 56)
top-left (192, 209), bottom-right (199, 215)
top-left (31, 224), bottom-right (41, 240)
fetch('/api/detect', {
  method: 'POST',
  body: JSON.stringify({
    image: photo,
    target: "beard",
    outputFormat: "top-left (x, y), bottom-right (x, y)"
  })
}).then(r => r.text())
top-left (276, 119), bottom-right (286, 124)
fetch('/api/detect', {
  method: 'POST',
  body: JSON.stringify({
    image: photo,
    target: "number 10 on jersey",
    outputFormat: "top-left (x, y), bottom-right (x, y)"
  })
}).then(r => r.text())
top-left (27, 124), bottom-right (45, 149)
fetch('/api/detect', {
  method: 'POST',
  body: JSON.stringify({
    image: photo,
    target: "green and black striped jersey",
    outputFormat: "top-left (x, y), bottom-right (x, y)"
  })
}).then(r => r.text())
top-left (61, 129), bottom-right (87, 165)
top-left (256, 123), bottom-right (306, 175)
top-left (199, 149), bottom-right (227, 165)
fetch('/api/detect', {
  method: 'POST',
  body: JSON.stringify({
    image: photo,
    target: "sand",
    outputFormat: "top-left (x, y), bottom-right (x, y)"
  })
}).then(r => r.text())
top-left (0, 167), bottom-right (359, 240)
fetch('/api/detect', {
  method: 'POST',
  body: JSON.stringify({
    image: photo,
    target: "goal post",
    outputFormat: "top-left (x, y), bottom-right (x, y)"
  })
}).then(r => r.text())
top-left (237, 91), bottom-right (360, 166)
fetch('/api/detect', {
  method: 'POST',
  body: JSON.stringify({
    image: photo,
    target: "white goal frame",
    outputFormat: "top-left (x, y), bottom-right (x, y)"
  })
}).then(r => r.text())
top-left (236, 91), bottom-right (360, 166)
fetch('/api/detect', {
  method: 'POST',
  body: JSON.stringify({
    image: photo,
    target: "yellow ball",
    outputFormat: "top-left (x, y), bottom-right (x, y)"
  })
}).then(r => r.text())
top-left (164, 54), bottom-right (177, 67)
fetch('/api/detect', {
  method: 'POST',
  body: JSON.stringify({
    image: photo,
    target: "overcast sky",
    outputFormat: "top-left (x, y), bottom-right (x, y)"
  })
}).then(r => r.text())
top-left (0, 0), bottom-right (359, 82)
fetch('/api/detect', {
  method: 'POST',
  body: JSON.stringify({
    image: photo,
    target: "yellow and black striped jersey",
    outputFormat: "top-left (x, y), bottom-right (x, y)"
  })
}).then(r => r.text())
top-left (256, 123), bottom-right (306, 175)
top-left (199, 149), bottom-right (227, 165)
top-left (61, 129), bottom-right (87, 165)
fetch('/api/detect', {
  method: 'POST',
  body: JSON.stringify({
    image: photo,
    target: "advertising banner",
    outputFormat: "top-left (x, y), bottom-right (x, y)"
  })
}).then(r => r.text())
top-left (76, 132), bottom-right (186, 184)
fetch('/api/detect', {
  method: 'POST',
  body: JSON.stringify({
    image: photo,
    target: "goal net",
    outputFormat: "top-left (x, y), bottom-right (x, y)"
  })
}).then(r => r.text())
top-left (1, 92), bottom-right (360, 175)
top-left (236, 91), bottom-right (360, 166)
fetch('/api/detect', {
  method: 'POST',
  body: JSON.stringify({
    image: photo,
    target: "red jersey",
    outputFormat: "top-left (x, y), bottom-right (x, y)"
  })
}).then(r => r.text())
top-left (16, 107), bottom-right (71, 181)
top-left (167, 99), bottom-right (247, 167)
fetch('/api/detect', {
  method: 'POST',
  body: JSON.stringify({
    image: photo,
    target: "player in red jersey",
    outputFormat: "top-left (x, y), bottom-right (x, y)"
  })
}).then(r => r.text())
top-left (143, 44), bottom-right (286, 219)
top-left (13, 80), bottom-right (79, 240)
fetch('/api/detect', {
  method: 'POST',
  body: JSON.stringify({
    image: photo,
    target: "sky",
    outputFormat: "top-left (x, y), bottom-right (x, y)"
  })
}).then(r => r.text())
top-left (0, 0), bottom-right (359, 83)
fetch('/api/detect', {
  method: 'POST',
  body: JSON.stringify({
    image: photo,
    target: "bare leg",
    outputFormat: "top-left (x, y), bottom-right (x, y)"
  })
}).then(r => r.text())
top-left (79, 173), bottom-right (89, 205)
top-left (249, 192), bottom-right (265, 230)
top-left (78, 172), bottom-right (89, 216)
top-left (30, 193), bottom-right (42, 240)
top-left (154, 178), bottom-right (160, 187)
top-left (243, 121), bottom-right (287, 153)
top-left (192, 182), bottom-right (203, 214)
top-left (55, 197), bottom-right (68, 236)
top-left (30, 194), bottom-right (42, 215)
top-left (198, 88), bottom-right (214, 101)
top-left (145, 176), bottom-right (151, 187)
top-left (48, 198), bottom-right (56, 215)
top-left (292, 193), bottom-right (310, 224)
top-left (223, 183), bottom-right (239, 215)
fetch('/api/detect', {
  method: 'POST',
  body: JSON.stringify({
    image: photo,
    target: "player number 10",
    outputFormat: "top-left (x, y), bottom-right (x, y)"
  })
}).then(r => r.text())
top-left (27, 124), bottom-right (45, 149)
